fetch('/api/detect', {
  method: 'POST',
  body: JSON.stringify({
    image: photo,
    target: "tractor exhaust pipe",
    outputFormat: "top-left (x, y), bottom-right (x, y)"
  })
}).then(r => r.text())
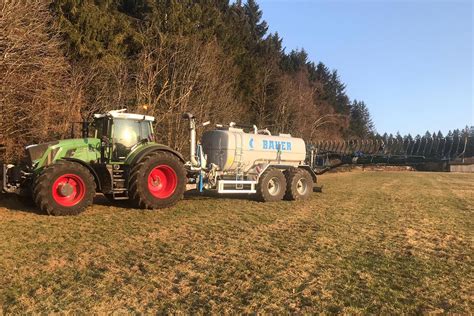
top-left (182, 113), bottom-right (200, 167)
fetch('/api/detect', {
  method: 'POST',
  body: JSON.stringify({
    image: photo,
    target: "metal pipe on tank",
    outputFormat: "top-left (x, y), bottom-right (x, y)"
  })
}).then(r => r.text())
top-left (182, 113), bottom-right (200, 167)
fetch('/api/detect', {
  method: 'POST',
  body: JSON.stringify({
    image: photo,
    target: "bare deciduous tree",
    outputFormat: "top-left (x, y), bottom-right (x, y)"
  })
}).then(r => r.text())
top-left (134, 34), bottom-right (241, 154)
top-left (0, 0), bottom-right (77, 160)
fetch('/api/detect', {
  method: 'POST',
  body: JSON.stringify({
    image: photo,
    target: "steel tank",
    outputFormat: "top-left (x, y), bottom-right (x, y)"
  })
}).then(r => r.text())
top-left (201, 128), bottom-right (306, 172)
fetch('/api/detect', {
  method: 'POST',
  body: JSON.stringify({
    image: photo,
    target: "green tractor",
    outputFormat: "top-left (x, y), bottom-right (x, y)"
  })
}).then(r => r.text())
top-left (1, 110), bottom-right (187, 215)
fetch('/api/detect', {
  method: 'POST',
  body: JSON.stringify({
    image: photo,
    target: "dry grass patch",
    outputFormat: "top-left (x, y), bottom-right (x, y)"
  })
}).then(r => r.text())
top-left (0, 171), bottom-right (472, 313)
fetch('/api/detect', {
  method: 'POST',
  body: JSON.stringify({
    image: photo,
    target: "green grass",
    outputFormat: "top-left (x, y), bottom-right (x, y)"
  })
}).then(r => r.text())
top-left (0, 171), bottom-right (472, 313)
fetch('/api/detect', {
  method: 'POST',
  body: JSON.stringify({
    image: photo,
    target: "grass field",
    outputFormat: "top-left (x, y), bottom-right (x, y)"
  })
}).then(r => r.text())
top-left (0, 171), bottom-right (472, 313)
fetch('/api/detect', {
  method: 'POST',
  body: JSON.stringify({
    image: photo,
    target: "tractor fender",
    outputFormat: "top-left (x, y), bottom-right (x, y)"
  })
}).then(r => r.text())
top-left (61, 158), bottom-right (102, 191)
top-left (129, 145), bottom-right (185, 166)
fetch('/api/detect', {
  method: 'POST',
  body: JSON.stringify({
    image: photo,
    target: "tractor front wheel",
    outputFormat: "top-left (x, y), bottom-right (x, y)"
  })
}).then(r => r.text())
top-left (33, 161), bottom-right (96, 215)
top-left (128, 151), bottom-right (186, 209)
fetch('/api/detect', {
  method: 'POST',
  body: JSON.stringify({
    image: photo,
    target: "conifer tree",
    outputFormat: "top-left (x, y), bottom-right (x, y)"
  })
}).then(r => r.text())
top-left (244, 0), bottom-right (268, 41)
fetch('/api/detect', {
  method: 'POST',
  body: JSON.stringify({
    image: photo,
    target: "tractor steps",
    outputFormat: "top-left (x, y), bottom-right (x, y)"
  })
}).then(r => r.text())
top-left (111, 166), bottom-right (129, 200)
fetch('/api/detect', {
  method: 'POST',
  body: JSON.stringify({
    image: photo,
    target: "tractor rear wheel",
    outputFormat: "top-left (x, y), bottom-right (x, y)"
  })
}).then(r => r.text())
top-left (33, 161), bottom-right (95, 215)
top-left (256, 168), bottom-right (287, 202)
top-left (284, 168), bottom-right (313, 201)
top-left (128, 151), bottom-right (186, 209)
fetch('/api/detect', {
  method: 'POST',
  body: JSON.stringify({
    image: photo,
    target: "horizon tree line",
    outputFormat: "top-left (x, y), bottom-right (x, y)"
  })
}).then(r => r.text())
top-left (1, 0), bottom-right (467, 161)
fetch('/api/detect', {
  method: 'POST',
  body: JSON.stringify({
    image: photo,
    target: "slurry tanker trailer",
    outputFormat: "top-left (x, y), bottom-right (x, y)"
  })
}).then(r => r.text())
top-left (183, 113), bottom-right (316, 200)
top-left (1, 110), bottom-right (317, 215)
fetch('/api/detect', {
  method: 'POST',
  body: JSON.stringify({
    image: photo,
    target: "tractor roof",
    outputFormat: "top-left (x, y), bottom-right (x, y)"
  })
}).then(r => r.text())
top-left (94, 109), bottom-right (155, 122)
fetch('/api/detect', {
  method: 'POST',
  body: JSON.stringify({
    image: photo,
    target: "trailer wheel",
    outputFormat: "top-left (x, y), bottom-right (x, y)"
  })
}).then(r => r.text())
top-left (284, 168), bottom-right (313, 201)
top-left (256, 168), bottom-right (287, 202)
top-left (128, 151), bottom-right (186, 209)
top-left (33, 161), bottom-right (95, 215)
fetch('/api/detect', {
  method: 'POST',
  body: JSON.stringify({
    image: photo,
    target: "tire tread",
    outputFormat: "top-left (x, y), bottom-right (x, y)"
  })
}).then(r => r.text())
top-left (284, 167), bottom-right (312, 201)
top-left (128, 151), bottom-right (185, 209)
top-left (256, 167), bottom-right (286, 202)
top-left (33, 160), bottom-right (95, 216)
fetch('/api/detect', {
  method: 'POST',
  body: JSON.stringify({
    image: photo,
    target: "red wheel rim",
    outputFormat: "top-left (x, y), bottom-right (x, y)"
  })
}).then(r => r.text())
top-left (148, 165), bottom-right (178, 199)
top-left (52, 174), bottom-right (86, 207)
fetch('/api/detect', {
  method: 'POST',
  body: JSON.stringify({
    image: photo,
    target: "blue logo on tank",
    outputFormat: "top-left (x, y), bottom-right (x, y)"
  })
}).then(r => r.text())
top-left (262, 140), bottom-right (292, 151)
top-left (249, 138), bottom-right (254, 150)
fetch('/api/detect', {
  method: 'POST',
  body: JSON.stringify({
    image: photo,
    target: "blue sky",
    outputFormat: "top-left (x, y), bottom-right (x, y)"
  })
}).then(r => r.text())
top-left (258, 0), bottom-right (473, 136)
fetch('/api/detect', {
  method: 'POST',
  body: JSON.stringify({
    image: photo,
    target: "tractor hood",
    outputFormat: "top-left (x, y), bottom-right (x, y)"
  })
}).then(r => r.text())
top-left (25, 138), bottom-right (101, 168)
top-left (26, 141), bottom-right (59, 164)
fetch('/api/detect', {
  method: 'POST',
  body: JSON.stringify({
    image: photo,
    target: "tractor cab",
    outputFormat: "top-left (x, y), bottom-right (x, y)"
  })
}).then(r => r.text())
top-left (93, 110), bottom-right (155, 162)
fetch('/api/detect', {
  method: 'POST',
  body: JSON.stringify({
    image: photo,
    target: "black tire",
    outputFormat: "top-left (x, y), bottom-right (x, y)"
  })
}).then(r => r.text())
top-left (284, 168), bottom-right (313, 201)
top-left (256, 167), bottom-right (287, 202)
top-left (33, 161), bottom-right (95, 216)
top-left (128, 151), bottom-right (186, 209)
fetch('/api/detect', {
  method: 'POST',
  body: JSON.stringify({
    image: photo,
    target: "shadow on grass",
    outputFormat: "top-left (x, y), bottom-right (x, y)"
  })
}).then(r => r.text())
top-left (0, 193), bottom-right (132, 214)
top-left (92, 194), bottom-right (134, 209)
top-left (184, 189), bottom-right (259, 201)
top-left (0, 189), bottom-right (262, 215)
top-left (0, 193), bottom-right (45, 215)
top-left (92, 190), bottom-right (259, 209)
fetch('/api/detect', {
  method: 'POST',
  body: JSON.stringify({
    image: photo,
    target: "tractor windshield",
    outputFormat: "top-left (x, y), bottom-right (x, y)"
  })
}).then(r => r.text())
top-left (112, 118), bottom-right (153, 160)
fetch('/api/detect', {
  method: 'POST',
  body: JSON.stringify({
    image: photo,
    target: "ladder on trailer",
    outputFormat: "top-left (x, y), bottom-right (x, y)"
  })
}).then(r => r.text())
top-left (235, 136), bottom-right (244, 189)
